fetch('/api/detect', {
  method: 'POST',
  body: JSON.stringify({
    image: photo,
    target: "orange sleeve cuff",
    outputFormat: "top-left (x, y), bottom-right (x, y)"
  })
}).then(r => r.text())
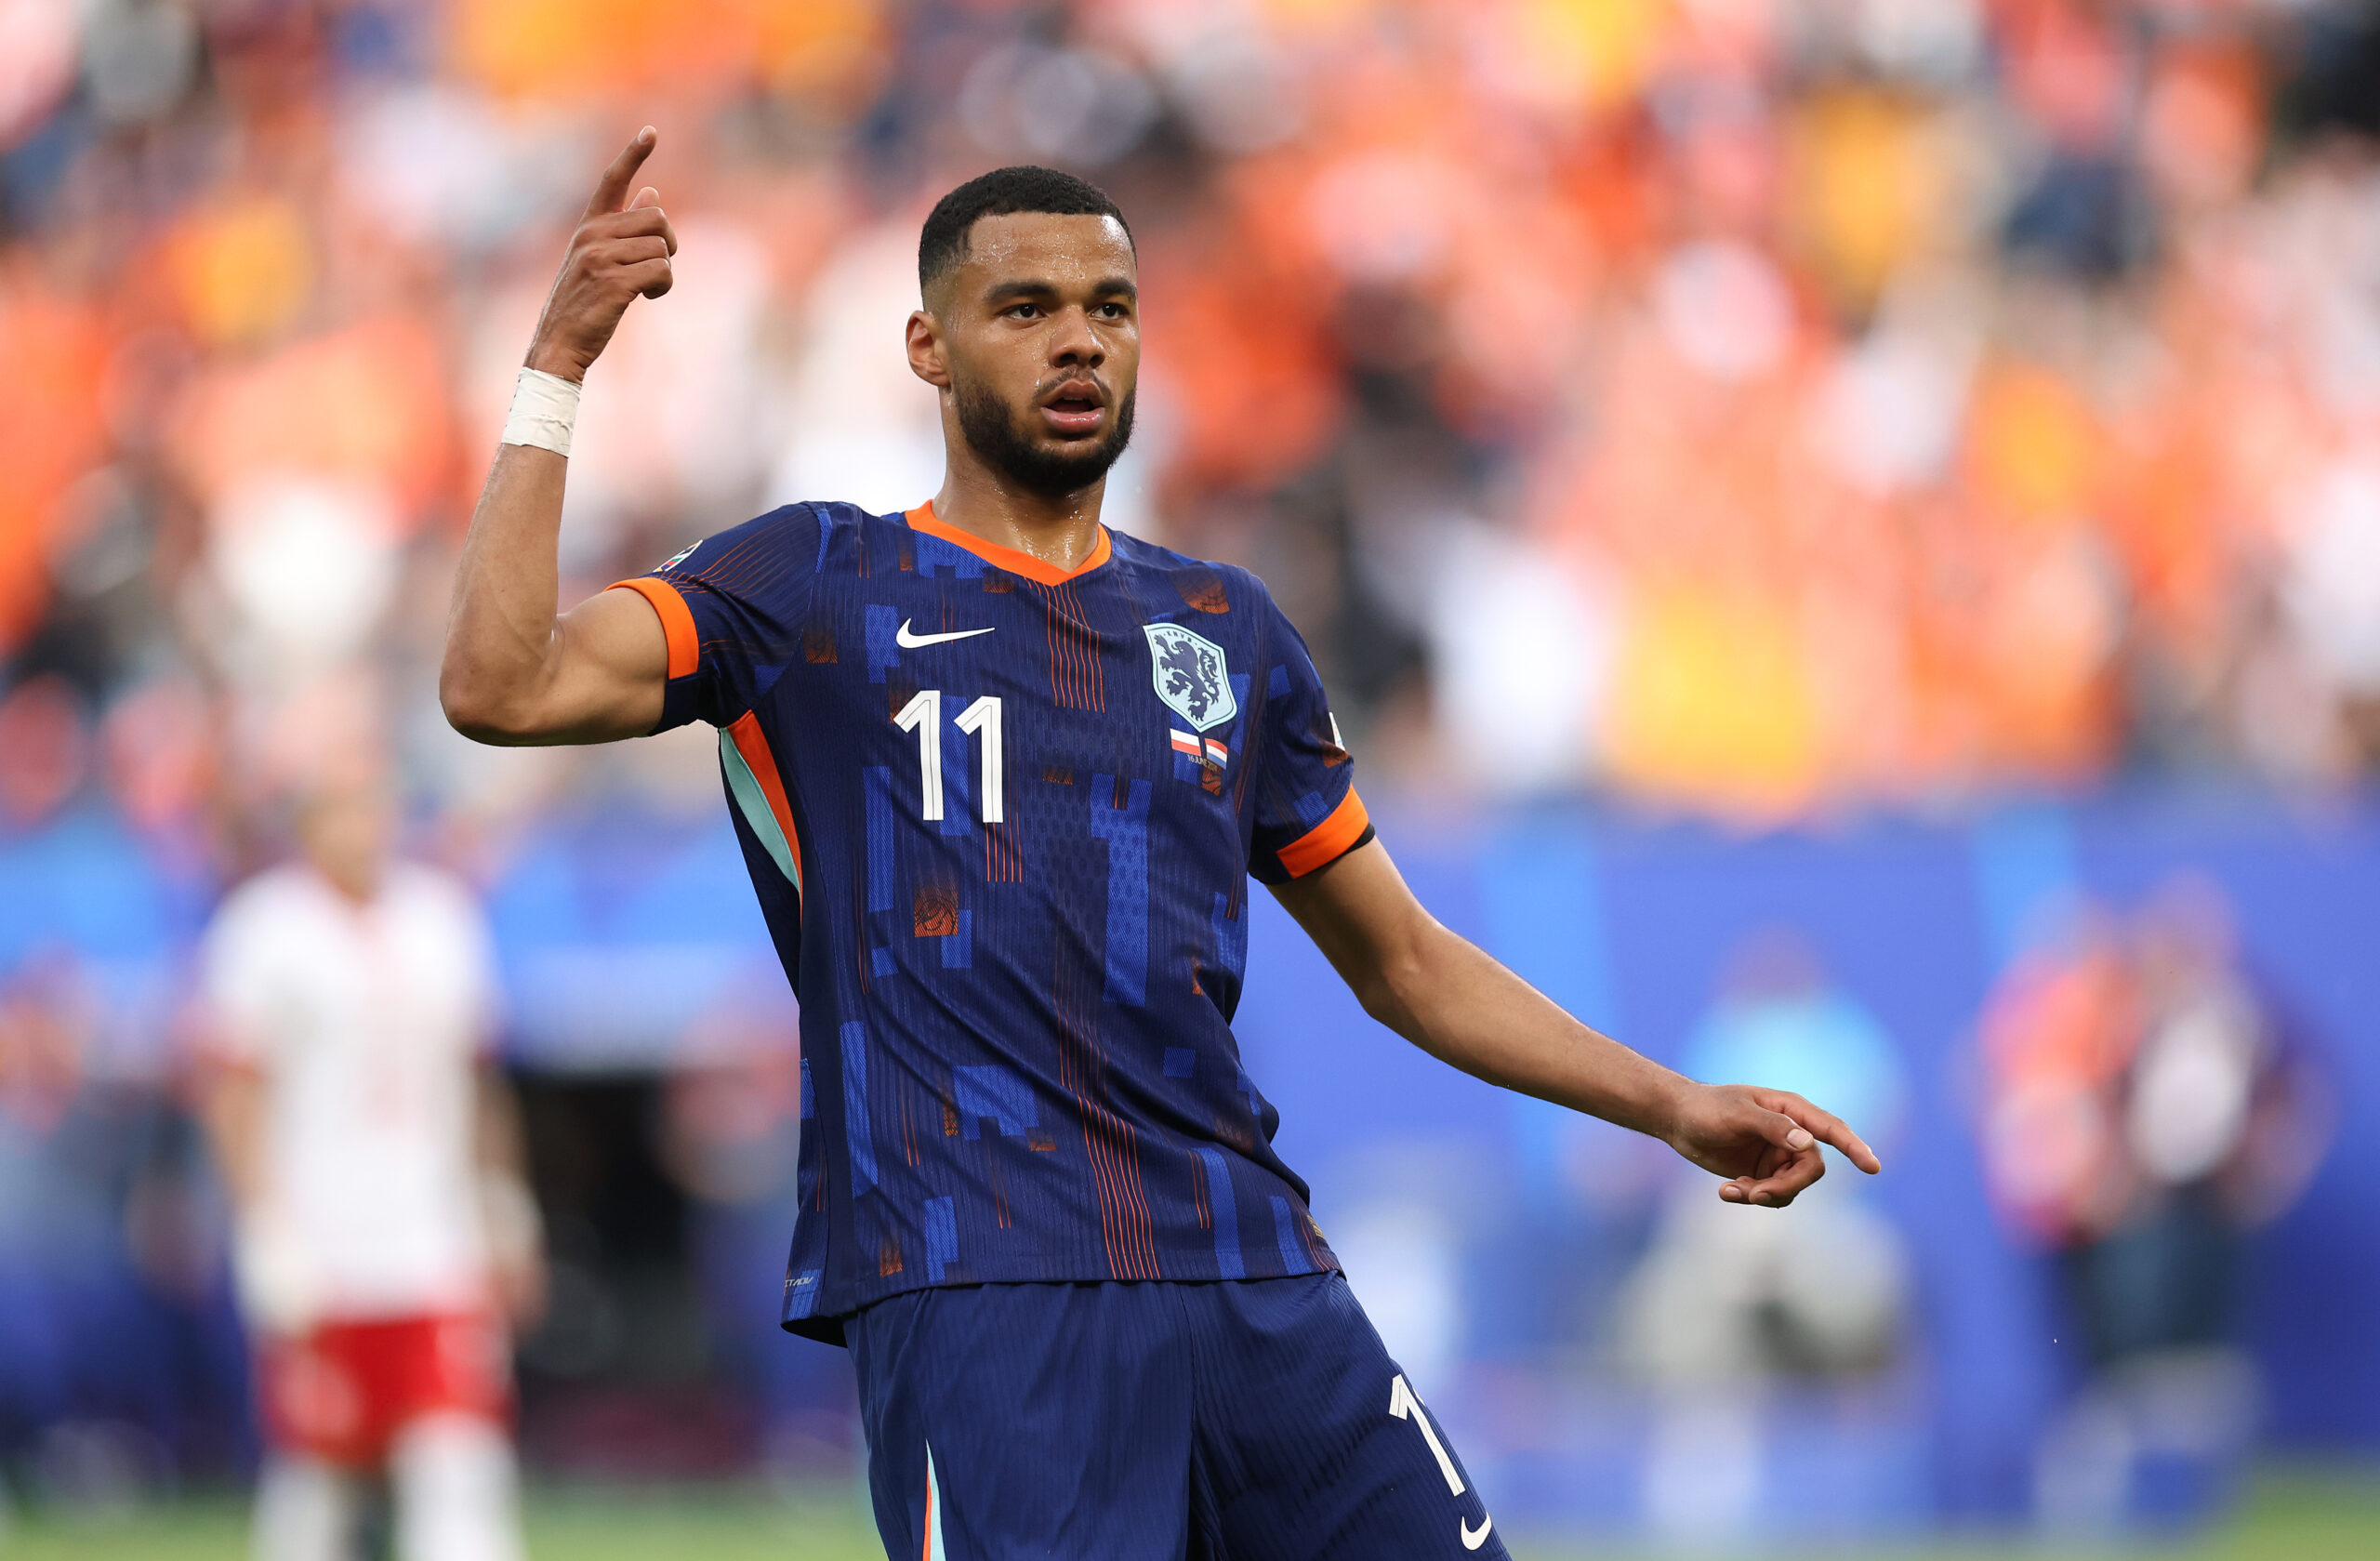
top-left (1277, 788), bottom-right (1371, 879)
top-left (609, 576), bottom-right (699, 681)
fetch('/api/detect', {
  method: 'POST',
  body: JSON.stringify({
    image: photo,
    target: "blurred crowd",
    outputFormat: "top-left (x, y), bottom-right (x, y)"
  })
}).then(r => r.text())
top-left (1972, 875), bottom-right (2330, 1526)
top-left (2, 0), bottom-right (2380, 853)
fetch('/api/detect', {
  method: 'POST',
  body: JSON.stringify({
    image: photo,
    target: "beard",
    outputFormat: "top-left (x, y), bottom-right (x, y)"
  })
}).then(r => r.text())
top-left (955, 377), bottom-right (1136, 499)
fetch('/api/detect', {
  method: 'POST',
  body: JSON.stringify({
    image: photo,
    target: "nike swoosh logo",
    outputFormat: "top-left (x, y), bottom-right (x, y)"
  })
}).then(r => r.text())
top-left (895, 619), bottom-right (996, 649)
top-left (1461, 1514), bottom-right (1493, 1550)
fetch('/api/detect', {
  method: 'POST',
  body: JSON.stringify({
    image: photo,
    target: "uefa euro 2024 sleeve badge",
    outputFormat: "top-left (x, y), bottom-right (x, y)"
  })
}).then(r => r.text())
top-left (1144, 623), bottom-right (1237, 733)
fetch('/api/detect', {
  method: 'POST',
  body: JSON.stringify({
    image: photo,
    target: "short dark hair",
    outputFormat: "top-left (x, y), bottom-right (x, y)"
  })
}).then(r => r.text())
top-left (918, 165), bottom-right (1133, 298)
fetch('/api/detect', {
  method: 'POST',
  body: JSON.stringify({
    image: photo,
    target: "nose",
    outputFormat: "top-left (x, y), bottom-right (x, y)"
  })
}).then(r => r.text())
top-left (1047, 305), bottom-right (1104, 371)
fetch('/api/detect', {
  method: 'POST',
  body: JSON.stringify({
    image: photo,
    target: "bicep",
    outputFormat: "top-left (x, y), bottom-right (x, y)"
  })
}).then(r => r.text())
top-left (1265, 838), bottom-right (1435, 1009)
top-left (519, 586), bottom-right (671, 745)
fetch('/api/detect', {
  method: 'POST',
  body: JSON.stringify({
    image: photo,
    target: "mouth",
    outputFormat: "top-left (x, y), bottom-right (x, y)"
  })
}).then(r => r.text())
top-left (1036, 380), bottom-right (1108, 439)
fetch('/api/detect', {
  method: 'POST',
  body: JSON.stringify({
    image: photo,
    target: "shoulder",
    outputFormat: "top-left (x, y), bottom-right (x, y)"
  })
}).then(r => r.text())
top-left (1106, 532), bottom-right (1281, 621)
top-left (214, 863), bottom-right (314, 923)
top-left (205, 865), bottom-right (318, 959)
top-left (656, 502), bottom-right (861, 594)
top-left (385, 863), bottom-right (487, 933)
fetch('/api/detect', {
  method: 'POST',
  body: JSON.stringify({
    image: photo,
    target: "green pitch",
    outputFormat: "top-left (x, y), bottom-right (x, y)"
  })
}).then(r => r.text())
top-left (2, 1467), bottom-right (2374, 1560)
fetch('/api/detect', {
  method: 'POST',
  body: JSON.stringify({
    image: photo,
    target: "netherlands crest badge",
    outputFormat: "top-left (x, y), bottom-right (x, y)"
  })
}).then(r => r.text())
top-left (1143, 622), bottom-right (1236, 733)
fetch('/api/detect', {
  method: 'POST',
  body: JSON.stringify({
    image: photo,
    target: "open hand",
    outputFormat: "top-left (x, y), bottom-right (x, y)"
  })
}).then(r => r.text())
top-left (526, 126), bottom-right (679, 384)
top-left (1664, 1082), bottom-right (1882, 1208)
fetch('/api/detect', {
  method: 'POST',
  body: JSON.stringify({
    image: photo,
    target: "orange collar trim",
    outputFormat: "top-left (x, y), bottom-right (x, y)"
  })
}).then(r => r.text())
top-left (904, 502), bottom-right (1112, 587)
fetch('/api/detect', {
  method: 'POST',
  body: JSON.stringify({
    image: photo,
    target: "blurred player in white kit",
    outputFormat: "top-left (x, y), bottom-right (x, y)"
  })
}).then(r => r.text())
top-left (195, 773), bottom-right (543, 1561)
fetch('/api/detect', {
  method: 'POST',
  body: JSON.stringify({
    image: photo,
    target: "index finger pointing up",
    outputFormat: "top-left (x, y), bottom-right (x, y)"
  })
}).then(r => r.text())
top-left (583, 127), bottom-right (658, 220)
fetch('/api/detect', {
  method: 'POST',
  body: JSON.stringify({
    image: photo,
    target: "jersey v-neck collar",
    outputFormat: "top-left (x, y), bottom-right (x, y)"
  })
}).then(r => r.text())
top-left (903, 502), bottom-right (1113, 587)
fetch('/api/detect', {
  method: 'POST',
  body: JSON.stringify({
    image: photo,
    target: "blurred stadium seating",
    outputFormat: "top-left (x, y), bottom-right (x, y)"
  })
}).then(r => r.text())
top-left (5, 0), bottom-right (2380, 1548)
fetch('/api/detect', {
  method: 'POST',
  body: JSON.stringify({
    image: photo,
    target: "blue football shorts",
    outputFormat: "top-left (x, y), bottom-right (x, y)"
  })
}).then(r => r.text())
top-left (846, 1272), bottom-right (1507, 1559)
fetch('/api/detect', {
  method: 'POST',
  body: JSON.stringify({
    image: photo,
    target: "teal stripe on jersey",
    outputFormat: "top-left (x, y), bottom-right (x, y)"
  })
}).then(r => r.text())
top-left (635, 503), bottom-right (1355, 1336)
top-left (720, 730), bottom-right (800, 888)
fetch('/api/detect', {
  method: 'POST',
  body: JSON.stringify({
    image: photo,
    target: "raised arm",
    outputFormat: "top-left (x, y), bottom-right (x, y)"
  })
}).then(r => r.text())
top-left (1271, 840), bottom-right (1883, 1207)
top-left (441, 128), bottom-right (681, 747)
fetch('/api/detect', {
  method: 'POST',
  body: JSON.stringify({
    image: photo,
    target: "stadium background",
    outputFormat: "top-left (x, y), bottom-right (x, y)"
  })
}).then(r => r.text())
top-left (4, 0), bottom-right (2380, 1554)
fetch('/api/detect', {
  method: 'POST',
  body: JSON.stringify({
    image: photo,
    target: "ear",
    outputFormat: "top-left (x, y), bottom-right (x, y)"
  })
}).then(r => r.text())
top-left (906, 310), bottom-right (950, 390)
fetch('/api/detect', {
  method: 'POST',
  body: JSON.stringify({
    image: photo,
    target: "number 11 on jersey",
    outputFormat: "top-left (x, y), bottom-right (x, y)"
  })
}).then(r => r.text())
top-left (895, 690), bottom-right (1003, 824)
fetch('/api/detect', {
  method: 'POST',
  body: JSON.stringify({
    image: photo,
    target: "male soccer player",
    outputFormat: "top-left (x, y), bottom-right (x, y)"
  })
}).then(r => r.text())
top-left (196, 773), bottom-right (542, 1561)
top-left (441, 129), bottom-right (1882, 1559)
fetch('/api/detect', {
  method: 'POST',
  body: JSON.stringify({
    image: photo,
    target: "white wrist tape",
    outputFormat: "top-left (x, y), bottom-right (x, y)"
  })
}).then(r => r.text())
top-left (502, 366), bottom-right (582, 456)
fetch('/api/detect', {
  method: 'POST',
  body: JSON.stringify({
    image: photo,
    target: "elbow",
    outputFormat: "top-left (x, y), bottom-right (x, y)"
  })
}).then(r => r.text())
top-left (439, 661), bottom-right (539, 747)
top-left (1355, 986), bottom-right (1409, 1038)
top-left (1354, 941), bottom-right (1429, 1036)
top-left (1361, 910), bottom-right (1471, 1046)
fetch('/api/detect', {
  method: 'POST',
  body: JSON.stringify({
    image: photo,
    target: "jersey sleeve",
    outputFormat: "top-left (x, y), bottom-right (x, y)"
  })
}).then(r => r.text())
top-left (608, 504), bottom-right (823, 732)
top-left (1247, 591), bottom-right (1372, 884)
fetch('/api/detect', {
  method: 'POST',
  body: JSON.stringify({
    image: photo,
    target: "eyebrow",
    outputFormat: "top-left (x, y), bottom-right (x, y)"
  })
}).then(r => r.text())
top-left (983, 276), bottom-right (1139, 304)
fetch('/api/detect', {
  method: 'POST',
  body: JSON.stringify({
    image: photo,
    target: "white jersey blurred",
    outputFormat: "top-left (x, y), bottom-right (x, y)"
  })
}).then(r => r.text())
top-left (201, 861), bottom-right (501, 1320)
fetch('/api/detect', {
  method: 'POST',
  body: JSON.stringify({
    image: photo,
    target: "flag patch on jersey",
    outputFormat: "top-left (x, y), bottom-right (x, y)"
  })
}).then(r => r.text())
top-left (1171, 730), bottom-right (1231, 769)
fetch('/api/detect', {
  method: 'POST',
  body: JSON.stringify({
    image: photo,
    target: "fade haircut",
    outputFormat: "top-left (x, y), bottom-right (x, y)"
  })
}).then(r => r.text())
top-left (918, 165), bottom-right (1133, 301)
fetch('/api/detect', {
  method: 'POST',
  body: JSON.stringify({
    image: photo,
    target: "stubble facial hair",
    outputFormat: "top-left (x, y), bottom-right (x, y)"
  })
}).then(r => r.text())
top-left (954, 377), bottom-right (1137, 499)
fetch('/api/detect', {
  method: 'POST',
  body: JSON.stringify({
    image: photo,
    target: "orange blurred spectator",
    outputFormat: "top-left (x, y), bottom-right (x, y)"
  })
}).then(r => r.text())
top-left (0, 273), bottom-right (110, 654)
top-left (168, 316), bottom-right (453, 522)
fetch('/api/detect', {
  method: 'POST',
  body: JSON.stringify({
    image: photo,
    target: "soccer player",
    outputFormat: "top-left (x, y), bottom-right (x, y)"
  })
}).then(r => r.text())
top-left (441, 129), bottom-right (1883, 1558)
top-left (195, 774), bottom-right (541, 1561)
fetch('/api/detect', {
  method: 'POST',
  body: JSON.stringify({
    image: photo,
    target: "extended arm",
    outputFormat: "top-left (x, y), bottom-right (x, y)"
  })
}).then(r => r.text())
top-left (440, 128), bottom-right (681, 747)
top-left (193, 1050), bottom-right (316, 1335)
top-left (1271, 840), bottom-right (1882, 1206)
top-left (196, 1057), bottom-right (268, 1219)
top-left (473, 1065), bottom-right (548, 1328)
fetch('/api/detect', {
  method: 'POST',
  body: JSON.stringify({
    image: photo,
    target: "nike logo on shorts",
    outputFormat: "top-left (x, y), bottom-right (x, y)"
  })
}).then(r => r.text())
top-left (897, 619), bottom-right (996, 649)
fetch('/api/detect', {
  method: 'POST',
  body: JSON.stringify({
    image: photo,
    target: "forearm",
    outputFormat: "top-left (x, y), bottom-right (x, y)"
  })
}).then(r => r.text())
top-left (198, 1065), bottom-right (269, 1217)
top-left (441, 126), bottom-right (677, 746)
top-left (471, 1065), bottom-right (548, 1323)
top-left (1277, 840), bottom-right (1880, 1205)
top-left (442, 437), bottom-right (591, 742)
top-left (472, 1065), bottom-right (533, 1182)
top-left (1365, 923), bottom-right (1690, 1141)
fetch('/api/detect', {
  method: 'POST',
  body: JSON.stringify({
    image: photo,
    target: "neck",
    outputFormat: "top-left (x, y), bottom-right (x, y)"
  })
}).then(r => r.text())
top-left (930, 447), bottom-right (1107, 573)
top-left (312, 859), bottom-right (382, 906)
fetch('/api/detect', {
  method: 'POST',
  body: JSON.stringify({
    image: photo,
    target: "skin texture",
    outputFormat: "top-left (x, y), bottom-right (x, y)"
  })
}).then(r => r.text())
top-left (906, 211), bottom-right (1140, 570)
top-left (439, 129), bottom-right (675, 746)
top-left (1273, 840), bottom-right (1879, 1206)
top-left (440, 131), bottom-right (1884, 1208)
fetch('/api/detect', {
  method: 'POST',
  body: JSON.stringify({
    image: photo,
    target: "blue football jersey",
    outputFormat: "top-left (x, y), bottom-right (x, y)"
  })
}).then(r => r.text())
top-left (614, 502), bottom-right (1372, 1341)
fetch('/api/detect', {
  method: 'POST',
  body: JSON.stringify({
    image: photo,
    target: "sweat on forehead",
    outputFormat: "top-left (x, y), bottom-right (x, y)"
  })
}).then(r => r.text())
top-left (918, 165), bottom-right (1134, 298)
